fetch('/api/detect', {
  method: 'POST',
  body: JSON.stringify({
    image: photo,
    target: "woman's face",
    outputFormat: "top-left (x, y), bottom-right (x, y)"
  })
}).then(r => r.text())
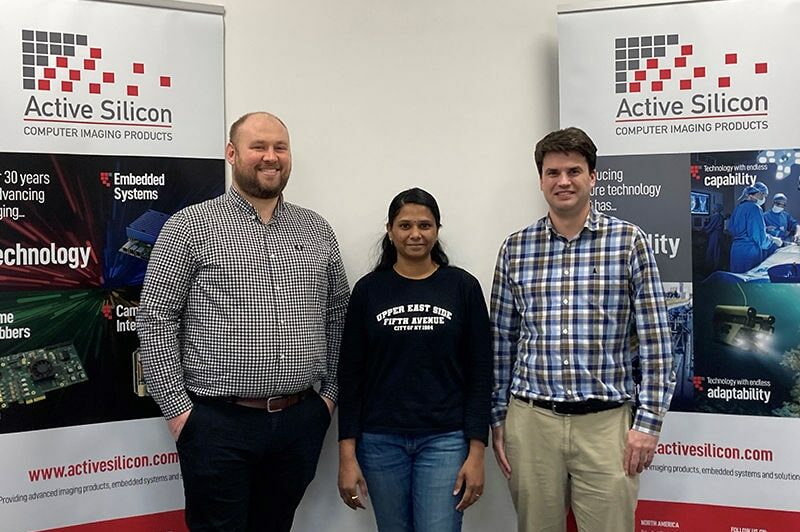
top-left (387, 203), bottom-right (439, 263)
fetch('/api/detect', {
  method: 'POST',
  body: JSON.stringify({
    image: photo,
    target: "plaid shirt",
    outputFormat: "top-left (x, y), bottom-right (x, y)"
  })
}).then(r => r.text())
top-left (490, 206), bottom-right (674, 435)
top-left (137, 187), bottom-right (350, 419)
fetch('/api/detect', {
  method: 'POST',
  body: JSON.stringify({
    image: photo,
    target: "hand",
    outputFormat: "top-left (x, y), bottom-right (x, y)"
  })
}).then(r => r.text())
top-left (453, 441), bottom-right (485, 511)
top-left (338, 439), bottom-right (368, 510)
top-left (623, 429), bottom-right (658, 476)
top-left (166, 409), bottom-right (192, 441)
top-left (491, 424), bottom-right (512, 480)
top-left (770, 235), bottom-right (783, 247)
top-left (321, 396), bottom-right (335, 416)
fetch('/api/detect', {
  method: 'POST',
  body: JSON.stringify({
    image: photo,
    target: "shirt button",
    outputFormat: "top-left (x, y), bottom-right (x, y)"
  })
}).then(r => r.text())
top-left (562, 328), bottom-right (568, 334)
top-left (566, 242), bottom-right (571, 248)
top-left (269, 254), bottom-right (276, 259)
top-left (250, 215), bottom-right (256, 220)
top-left (566, 389), bottom-right (573, 396)
top-left (280, 354), bottom-right (285, 360)
top-left (562, 298), bottom-right (569, 304)
top-left (563, 359), bottom-right (569, 365)
top-left (275, 286), bottom-right (280, 291)
top-left (564, 269), bottom-right (570, 275)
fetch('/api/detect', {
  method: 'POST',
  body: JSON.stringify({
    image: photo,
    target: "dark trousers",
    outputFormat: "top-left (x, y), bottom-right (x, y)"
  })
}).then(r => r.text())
top-left (176, 391), bottom-right (332, 532)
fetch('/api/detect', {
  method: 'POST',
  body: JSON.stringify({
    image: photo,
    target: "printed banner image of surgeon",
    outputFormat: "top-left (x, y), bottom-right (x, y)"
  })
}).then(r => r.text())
top-left (691, 282), bottom-right (800, 417)
top-left (690, 149), bottom-right (800, 284)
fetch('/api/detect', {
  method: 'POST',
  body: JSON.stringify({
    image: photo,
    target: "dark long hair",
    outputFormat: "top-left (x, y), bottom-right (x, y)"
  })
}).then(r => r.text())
top-left (374, 187), bottom-right (450, 271)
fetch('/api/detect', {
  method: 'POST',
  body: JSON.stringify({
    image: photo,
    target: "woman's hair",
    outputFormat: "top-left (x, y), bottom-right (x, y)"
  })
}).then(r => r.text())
top-left (374, 187), bottom-right (450, 271)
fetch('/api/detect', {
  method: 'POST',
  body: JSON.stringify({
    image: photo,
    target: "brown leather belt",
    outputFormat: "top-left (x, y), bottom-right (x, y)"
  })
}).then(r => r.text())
top-left (193, 389), bottom-right (314, 413)
top-left (515, 396), bottom-right (625, 416)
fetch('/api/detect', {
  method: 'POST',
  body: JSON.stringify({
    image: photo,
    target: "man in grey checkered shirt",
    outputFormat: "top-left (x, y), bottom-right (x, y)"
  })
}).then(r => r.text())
top-left (137, 112), bottom-right (350, 532)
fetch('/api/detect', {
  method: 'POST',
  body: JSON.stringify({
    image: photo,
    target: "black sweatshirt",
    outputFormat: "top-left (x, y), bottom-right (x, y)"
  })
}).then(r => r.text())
top-left (337, 266), bottom-right (491, 444)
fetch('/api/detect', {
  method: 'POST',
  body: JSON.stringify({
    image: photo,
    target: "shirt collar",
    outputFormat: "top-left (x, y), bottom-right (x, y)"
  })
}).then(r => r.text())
top-left (226, 186), bottom-right (286, 221)
top-left (543, 203), bottom-right (601, 240)
top-left (585, 203), bottom-right (601, 231)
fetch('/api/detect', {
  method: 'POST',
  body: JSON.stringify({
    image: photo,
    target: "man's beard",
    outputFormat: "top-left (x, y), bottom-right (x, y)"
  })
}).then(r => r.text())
top-left (233, 165), bottom-right (289, 199)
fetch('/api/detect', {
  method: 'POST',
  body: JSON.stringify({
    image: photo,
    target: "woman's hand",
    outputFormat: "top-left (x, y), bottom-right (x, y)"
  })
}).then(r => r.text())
top-left (338, 439), bottom-right (368, 510)
top-left (453, 439), bottom-right (485, 511)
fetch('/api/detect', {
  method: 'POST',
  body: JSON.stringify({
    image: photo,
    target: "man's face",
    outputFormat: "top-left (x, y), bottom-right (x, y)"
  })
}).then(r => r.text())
top-left (226, 114), bottom-right (292, 200)
top-left (539, 151), bottom-right (596, 217)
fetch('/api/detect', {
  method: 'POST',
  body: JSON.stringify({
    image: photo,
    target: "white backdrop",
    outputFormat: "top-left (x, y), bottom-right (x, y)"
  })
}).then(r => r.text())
top-left (188, 0), bottom-right (562, 530)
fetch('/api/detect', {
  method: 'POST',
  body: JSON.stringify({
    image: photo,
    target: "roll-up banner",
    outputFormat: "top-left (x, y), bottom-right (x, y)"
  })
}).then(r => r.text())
top-left (559, 0), bottom-right (800, 530)
top-left (0, 1), bottom-right (224, 529)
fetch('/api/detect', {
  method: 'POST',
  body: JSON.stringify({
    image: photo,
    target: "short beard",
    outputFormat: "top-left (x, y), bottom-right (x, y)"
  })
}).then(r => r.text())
top-left (233, 168), bottom-right (288, 200)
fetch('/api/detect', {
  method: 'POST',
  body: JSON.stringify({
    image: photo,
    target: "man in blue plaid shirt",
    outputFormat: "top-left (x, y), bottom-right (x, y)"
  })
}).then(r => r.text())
top-left (490, 127), bottom-right (675, 532)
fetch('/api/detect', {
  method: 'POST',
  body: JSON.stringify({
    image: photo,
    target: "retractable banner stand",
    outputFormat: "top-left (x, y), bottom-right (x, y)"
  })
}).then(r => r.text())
top-left (0, 1), bottom-right (224, 530)
top-left (559, 0), bottom-right (800, 530)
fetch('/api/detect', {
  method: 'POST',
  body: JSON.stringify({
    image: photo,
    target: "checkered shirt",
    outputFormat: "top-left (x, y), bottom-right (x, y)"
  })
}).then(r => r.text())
top-left (137, 187), bottom-right (350, 419)
top-left (490, 207), bottom-right (675, 435)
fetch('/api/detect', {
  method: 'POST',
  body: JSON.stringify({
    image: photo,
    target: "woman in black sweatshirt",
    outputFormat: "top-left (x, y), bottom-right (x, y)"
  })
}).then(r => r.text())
top-left (337, 187), bottom-right (491, 532)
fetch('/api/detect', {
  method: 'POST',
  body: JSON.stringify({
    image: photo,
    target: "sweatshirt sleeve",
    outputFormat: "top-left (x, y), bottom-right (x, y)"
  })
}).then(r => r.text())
top-left (337, 279), bottom-right (368, 440)
top-left (461, 275), bottom-right (492, 444)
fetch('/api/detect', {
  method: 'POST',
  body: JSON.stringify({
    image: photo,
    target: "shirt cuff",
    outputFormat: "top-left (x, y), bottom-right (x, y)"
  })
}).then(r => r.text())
top-left (319, 381), bottom-right (338, 403)
top-left (490, 404), bottom-right (508, 427)
top-left (160, 391), bottom-right (194, 420)
top-left (633, 407), bottom-right (664, 436)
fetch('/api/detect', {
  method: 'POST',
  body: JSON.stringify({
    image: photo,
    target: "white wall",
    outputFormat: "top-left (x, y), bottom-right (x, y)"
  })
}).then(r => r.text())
top-left (195, 0), bottom-right (562, 529)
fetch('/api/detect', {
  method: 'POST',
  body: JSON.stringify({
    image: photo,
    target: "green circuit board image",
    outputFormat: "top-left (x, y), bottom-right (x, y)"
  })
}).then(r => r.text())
top-left (0, 343), bottom-right (88, 409)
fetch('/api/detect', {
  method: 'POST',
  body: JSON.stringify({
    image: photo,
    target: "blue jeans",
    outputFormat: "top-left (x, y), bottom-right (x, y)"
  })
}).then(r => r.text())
top-left (357, 430), bottom-right (468, 532)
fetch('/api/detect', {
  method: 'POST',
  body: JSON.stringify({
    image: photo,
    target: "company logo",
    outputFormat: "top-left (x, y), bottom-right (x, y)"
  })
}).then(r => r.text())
top-left (692, 375), bottom-right (704, 391)
top-left (614, 34), bottom-right (767, 95)
top-left (99, 171), bottom-right (111, 188)
top-left (20, 28), bottom-right (176, 137)
top-left (613, 33), bottom-right (771, 135)
top-left (690, 165), bottom-right (701, 180)
top-left (21, 29), bottom-right (171, 97)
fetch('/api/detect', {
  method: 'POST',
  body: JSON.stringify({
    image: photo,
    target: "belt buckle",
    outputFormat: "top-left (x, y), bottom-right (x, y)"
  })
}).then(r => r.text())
top-left (266, 395), bottom-right (284, 413)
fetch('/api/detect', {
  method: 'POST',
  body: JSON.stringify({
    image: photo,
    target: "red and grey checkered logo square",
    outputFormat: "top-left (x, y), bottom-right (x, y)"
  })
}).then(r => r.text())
top-left (614, 34), bottom-right (767, 94)
top-left (21, 29), bottom-right (172, 96)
